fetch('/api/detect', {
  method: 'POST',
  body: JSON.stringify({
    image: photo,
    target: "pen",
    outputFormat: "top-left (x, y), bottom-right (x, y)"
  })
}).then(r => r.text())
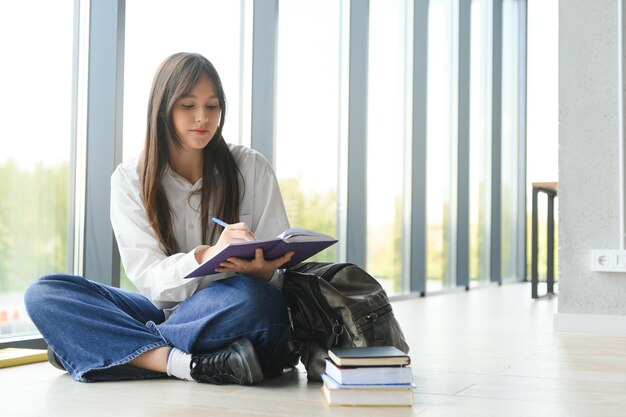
top-left (211, 217), bottom-right (229, 228)
top-left (212, 216), bottom-right (256, 241)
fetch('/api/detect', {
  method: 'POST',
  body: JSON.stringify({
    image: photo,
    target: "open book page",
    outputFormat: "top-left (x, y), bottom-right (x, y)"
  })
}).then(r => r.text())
top-left (277, 228), bottom-right (336, 242)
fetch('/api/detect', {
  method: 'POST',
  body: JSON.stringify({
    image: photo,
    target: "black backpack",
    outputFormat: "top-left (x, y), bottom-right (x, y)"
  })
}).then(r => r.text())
top-left (282, 262), bottom-right (410, 381)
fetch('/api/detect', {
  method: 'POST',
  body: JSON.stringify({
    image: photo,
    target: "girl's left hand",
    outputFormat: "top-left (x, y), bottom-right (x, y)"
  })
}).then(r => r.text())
top-left (214, 248), bottom-right (295, 281)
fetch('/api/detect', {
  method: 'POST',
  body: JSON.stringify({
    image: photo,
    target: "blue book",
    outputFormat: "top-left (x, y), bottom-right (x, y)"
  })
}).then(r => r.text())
top-left (322, 373), bottom-right (414, 390)
top-left (321, 374), bottom-right (414, 407)
top-left (324, 359), bottom-right (413, 385)
top-left (184, 228), bottom-right (337, 278)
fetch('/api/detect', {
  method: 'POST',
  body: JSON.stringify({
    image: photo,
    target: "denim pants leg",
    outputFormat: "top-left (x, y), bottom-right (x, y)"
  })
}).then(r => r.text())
top-left (25, 274), bottom-right (169, 382)
top-left (24, 274), bottom-right (292, 382)
top-left (157, 275), bottom-right (292, 375)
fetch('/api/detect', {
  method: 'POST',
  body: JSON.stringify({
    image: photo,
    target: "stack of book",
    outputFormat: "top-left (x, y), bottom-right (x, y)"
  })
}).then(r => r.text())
top-left (321, 346), bottom-right (414, 407)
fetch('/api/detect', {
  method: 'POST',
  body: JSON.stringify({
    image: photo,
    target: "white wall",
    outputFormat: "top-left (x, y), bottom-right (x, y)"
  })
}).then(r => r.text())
top-left (557, 0), bottom-right (626, 333)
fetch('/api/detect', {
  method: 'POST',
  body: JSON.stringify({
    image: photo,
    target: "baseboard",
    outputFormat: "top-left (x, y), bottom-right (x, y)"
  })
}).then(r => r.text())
top-left (554, 312), bottom-right (626, 335)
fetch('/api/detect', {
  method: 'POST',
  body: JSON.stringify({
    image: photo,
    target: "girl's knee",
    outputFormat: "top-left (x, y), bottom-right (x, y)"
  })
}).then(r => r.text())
top-left (25, 275), bottom-right (59, 305)
top-left (234, 276), bottom-right (289, 325)
top-left (203, 275), bottom-right (290, 329)
top-left (24, 274), bottom-right (84, 316)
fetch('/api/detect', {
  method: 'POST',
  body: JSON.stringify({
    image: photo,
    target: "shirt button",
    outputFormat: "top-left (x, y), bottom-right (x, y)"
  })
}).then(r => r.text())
top-left (188, 224), bottom-right (194, 230)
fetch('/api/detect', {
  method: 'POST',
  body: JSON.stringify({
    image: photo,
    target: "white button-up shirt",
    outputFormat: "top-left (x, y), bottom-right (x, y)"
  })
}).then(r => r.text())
top-left (110, 143), bottom-right (290, 312)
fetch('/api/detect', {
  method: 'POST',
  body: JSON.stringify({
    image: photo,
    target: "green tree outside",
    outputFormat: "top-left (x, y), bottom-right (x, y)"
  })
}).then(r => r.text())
top-left (0, 162), bottom-right (555, 297)
top-left (0, 160), bottom-right (68, 292)
top-left (279, 178), bottom-right (337, 263)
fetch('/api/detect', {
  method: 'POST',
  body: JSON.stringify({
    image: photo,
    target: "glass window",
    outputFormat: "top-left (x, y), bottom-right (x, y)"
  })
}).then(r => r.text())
top-left (526, 0), bottom-right (558, 281)
top-left (121, 0), bottom-right (249, 290)
top-left (366, 0), bottom-right (411, 295)
top-left (426, 0), bottom-right (459, 292)
top-left (469, 0), bottom-right (493, 285)
top-left (501, 0), bottom-right (522, 282)
top-left (0, 1), bottom-right (74, 337)
top-left (274, 0), bottom-right (341, 263)
top-left (123, 0), bottom-right (248, 160)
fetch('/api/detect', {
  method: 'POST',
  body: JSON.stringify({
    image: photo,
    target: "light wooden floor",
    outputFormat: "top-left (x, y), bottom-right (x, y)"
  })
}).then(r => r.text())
top-left (3, 282), bottom-right (626, 417)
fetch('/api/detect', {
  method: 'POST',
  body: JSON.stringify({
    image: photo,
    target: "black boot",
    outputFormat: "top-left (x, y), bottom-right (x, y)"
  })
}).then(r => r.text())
top-left (189, 338), bottom-right (263, 385)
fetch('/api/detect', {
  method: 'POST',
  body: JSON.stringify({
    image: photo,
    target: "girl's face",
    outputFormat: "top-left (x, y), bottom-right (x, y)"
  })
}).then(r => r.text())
top-left (171, 74), bottom-right (221, 151)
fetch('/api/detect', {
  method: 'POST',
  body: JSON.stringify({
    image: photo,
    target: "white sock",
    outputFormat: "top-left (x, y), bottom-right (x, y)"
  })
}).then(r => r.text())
top-left (166, 348), bottom-right (193, 381)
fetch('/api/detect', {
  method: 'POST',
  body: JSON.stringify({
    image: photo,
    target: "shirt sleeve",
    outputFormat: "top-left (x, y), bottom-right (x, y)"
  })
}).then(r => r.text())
top-left (110, 166), bottom-right (214, 309)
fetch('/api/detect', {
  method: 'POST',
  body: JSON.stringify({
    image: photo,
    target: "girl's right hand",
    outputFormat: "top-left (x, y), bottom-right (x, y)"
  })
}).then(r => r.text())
top-left (195, 222), bottom-right (255, 264)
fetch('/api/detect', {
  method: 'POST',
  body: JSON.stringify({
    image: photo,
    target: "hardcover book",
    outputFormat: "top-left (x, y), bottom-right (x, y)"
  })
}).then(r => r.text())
top-left (328, 346), bottom-right (411, 367)
top-left (324, 359), bottom-right (413, 385)
top-left (321, 374), bottom-right (414, 407)
top-left (185, 228), bottom-right (337, 278)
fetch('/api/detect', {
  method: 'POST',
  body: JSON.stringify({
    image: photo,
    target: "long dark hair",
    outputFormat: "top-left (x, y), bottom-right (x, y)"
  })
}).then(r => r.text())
top-left (140, 52), bottom-right (241, 255)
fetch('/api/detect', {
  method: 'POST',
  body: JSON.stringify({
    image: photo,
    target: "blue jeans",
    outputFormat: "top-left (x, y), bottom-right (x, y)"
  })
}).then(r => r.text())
top-left (24, 274), bottom-right (292, 382)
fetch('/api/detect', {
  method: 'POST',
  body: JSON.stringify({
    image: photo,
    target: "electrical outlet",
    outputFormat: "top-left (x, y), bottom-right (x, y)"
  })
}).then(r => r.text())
top-left (591, 249), bottom-right (626, 272)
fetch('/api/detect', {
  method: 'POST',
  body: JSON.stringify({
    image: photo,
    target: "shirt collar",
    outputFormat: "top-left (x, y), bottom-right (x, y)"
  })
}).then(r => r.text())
top-left (164, 164), bottom-right (203, 190)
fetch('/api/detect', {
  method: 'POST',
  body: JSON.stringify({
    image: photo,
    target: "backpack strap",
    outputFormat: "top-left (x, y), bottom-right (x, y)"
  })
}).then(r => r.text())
top-left (319, 262), bottom-right (354, 281)
top-left (280, 340), bottom-right (302, 374)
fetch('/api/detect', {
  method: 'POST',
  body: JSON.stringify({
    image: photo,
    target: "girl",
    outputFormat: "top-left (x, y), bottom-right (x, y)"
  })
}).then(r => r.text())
top-left (25, 52), bottom-right (295, 385)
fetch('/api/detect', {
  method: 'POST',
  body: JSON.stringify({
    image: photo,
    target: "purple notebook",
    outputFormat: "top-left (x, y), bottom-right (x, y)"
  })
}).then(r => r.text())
top-left (184, 228), bottom-right (338, 278)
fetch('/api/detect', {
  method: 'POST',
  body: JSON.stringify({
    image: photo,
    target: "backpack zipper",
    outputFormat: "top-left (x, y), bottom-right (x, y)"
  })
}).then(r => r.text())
top-left (288, 274), bottom-right (341, 345)
top-left (306, 274), bottom-right (346, 347)
top-left (356, 304), bottom-right (393, 339)
top-left (286, 285), bottom-right (319, 332)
